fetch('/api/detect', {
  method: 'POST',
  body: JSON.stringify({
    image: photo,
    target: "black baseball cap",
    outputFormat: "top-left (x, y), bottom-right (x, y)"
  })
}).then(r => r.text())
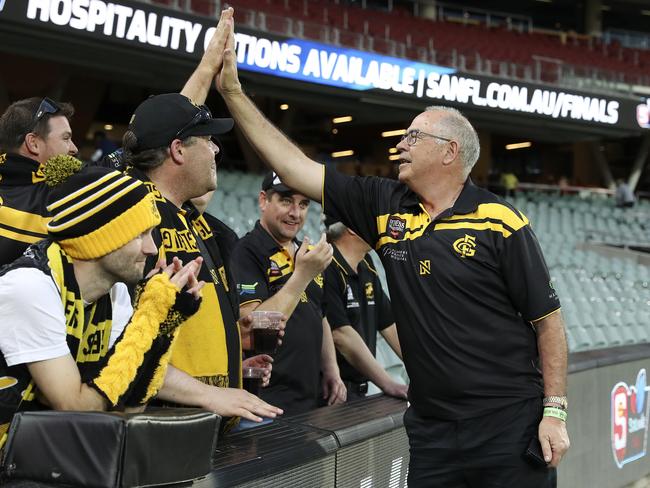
top-left (261, 171), bottom-right (293, 193)
top-left (128, 93), bottom-right (233, 151)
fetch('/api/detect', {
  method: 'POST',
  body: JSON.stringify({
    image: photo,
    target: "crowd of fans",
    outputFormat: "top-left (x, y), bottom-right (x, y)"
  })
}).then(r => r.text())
top-left (0, 7), bottom-right (575, 487)
top-left (0, 9), bottom-right (406, 450)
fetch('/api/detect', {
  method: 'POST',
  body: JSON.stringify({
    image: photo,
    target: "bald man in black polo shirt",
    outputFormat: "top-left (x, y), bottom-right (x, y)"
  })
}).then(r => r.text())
top-left (216, 30), bottom-right (569, 487)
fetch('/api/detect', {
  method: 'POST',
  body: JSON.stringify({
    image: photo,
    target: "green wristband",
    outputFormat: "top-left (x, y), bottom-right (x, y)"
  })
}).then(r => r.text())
top-left (544, 406), bottom-right (567, 422)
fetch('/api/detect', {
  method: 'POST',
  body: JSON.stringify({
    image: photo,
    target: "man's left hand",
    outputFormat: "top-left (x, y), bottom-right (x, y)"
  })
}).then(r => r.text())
top-left (238, 313), bottom-right (286, 351)
top-left (538, 416), bottom-right (570, 467)
top-left (243, 354), bottom-right (273, 387)
top-left (322, 369), bottom-right (346, 406)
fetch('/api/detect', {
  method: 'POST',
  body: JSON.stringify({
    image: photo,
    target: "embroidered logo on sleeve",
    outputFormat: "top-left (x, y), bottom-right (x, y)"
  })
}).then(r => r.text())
top-left (387, 215), bottom-right (406, 240)
top-left (239, 283), bottom-right (258, 295)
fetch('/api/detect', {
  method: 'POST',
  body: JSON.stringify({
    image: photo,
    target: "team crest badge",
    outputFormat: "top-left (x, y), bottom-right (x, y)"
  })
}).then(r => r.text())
top-left (387, 215), bottom-right (406, 240)
top-left (269, 260), bottom-right (281, 277)
top-left (453, 234), bottom-right (477, 258)
top-left (365, 282), bottom-right (374, 300)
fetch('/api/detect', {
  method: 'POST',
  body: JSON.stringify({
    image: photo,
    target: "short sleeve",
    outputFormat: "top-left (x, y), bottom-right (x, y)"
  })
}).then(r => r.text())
top-left (0, 268), bottom-right (69, 366)
top-left (231, 242), bottom-right (270, 306)
top-left (323, 168), bottom-right (395, 248)
top-left (500, 224), bottom-right (560, 322)
top-left (323, 264), bottom-right (350, 331)
top-left (109, 282), bottom-right (133, 347)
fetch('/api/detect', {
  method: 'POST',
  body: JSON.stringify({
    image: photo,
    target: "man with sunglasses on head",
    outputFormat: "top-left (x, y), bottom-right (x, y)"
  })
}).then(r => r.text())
top-left (213, 18), bottom-right (569, 486)
top-left (0, 97), bottom-right (78, 265)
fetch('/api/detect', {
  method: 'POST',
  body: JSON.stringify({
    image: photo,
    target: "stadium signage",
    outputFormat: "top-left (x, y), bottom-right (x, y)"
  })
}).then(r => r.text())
top-left (25, 0), bottom-right (213, 53)
top-left (235, 34), bottom-right (620, 124)
top-left (9, 0), bottom-right (643, 129)
top-left (611, 368), bottom-right (650, 468)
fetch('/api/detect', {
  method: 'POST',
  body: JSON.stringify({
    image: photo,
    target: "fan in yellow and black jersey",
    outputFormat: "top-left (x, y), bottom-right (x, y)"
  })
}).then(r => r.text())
top-left (0, 157), bottom-right (203, 449)
top-left (0, 97), bottom-right (78, 265)
top-left (123, 93), bottom-right (282, 426)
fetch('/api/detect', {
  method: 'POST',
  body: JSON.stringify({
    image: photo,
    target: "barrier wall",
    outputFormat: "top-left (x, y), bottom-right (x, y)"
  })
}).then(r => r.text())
top-left (4, 348), bottom-right (650, 487)
top-left (207, 347), bottom-right (650, 488)
top-left (560, 345), bottom-right (650, 488)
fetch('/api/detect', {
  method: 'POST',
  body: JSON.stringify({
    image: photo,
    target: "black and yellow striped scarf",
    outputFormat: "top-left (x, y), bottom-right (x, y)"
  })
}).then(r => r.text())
top-left (0, 240), bottom-right (113, 447)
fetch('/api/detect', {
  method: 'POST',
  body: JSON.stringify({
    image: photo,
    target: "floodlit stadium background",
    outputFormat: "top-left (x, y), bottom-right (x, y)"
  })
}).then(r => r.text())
top-left (1, 1), bottom-right (650, 486)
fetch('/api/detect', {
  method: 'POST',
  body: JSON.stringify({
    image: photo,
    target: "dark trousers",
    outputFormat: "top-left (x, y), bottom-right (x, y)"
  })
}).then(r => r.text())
top-left (344, 380), bottom-right (368, 401)
top-left (404, 398), bottom-right (557, 488)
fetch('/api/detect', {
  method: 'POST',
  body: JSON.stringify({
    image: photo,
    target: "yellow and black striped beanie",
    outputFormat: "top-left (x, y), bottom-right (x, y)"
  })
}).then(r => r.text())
top-left (44, 155), bottom-right (161, 260)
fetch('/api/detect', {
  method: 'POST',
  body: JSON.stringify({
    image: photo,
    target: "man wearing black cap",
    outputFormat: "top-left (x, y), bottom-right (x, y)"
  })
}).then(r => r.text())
top-left (323, 218), bottom-right (408, 401)
top-left (0, 159), bottom-right (203, 447)
top-left (230, 172), bottom-right (346, 415)
top-left (0, 97), bottom-right (78, 265)
top-left (123, 94), bottom-right (282, 425)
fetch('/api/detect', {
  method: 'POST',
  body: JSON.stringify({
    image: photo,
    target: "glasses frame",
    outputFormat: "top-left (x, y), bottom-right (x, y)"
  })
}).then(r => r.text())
top-left (174, 106), bottom-right (212, 141)
top-left (401, 129), bottom-right (452, 146)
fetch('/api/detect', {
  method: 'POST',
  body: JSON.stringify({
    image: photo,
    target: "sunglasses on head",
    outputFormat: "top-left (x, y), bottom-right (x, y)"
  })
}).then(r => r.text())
top-left (32, 97), bottom-right (61, 129)
top-left (174, 106), bottom-right (212, 140)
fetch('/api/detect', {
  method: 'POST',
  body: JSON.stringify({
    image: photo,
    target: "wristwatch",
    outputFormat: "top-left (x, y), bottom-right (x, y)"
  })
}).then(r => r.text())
top-left (543, 395), bottom-right (568, 410)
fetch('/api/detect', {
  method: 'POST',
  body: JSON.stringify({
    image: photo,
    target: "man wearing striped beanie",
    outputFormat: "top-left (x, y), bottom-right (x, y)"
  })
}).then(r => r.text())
top-left (0, 157), bottom-right (204, 447)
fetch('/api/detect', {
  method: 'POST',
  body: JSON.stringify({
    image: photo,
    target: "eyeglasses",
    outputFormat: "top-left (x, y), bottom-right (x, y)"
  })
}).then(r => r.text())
top-left (174, 106), bottom-right (212, 140)
top-left (400, 129), bottom-right (452, 146)
top-left (31, 97), bottom-right (60, 130)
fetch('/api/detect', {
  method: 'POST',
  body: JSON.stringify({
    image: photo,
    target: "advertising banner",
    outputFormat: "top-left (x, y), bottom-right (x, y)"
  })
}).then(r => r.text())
top-left (1, 0), bottom-right (647, 131)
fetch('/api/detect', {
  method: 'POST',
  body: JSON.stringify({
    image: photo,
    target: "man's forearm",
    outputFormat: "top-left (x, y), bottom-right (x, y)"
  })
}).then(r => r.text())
top-left (221, 90), bottom-right (323, 201)
top-left (243, 271), bottom-right (313, 319)
top-left (157, 365), bottom-right (210, 408)
top-left (334, 326), bottom-right (395, 389)
top-left (181, 65), bottom-right (217, 106)
top-left (535, 311), bottom-right (568, 396)
top-left (321, 318), bottom-right (339, 372)
top-left (380, 325), bottom-right (403, 361)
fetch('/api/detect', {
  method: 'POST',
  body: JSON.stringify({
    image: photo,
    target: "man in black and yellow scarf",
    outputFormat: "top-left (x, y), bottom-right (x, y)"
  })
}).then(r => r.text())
top-left (0, 157), bottom-right (204, 448)
top-left (123, 92), bottom-right (283, 427)
top-left (0, 96), bottom-right (78, 265)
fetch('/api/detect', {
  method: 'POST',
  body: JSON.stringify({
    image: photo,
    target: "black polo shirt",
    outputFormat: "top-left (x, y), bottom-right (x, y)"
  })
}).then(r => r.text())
top-left (323, 168), bottom-right (560, 420)
top-left (324, 245), bottom-right (394, 384)
top-left (231, 221), bottom-right (325, 416)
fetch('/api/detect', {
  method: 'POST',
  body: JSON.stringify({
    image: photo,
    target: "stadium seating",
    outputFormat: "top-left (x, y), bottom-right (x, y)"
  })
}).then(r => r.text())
top-left (514, 192), bottom-right (650, 352)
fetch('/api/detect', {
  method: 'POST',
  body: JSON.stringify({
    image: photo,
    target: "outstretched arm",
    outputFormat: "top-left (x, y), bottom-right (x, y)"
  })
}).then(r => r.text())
top-left (216, 18), bottom-right (323, 201)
